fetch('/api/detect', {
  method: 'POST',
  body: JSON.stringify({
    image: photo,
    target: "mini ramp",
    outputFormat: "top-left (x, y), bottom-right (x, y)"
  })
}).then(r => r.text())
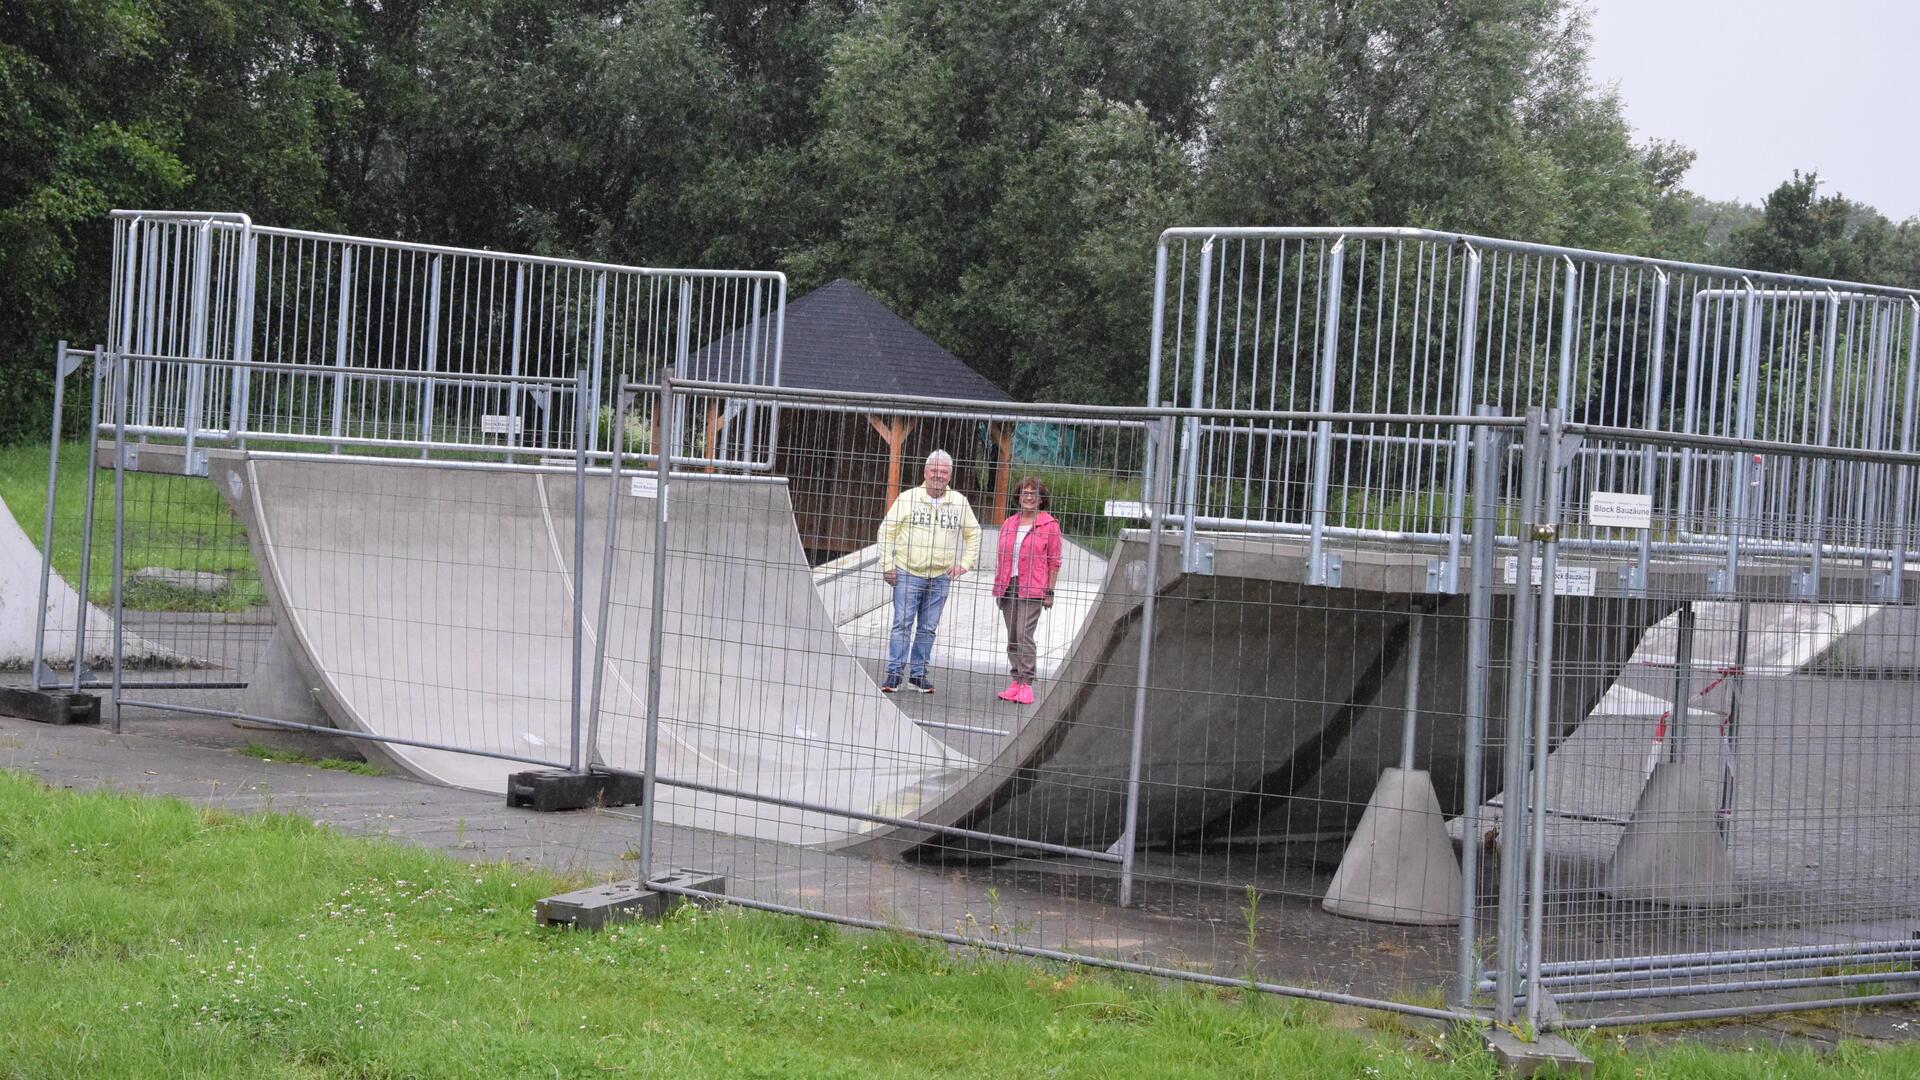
top-left (226, 457), bottom-right (1674, 858)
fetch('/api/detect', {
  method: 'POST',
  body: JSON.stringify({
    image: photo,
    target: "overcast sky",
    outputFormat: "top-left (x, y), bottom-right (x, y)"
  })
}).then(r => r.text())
top-left (1583, 1), bottom-right (1918, 220)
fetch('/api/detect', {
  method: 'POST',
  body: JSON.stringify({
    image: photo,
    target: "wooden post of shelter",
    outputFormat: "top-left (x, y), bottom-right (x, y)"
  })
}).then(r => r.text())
top-left (990, 422), bottom-right (1014, 525)
top-left (868, 414), bottom-right (917, 507)
top-left (649, 392), bottom-right (661, 461)
top-left (702, 399), bottom-right (722, 473)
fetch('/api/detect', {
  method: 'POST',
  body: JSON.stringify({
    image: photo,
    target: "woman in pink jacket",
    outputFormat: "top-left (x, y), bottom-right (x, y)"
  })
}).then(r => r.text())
top-left (993, 476), bottom-right (1064, 705)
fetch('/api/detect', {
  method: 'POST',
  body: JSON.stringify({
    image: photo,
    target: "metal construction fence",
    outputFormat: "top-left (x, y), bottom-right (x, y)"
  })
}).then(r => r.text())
top-left (24, 210), bottom-right (785, 700)
top-left (105, 210), bottom-right (785, 467)
top-left (1149, 228), bottom-right (1919, 601)
top-left (16, 214), bottom-right (1920, 1031)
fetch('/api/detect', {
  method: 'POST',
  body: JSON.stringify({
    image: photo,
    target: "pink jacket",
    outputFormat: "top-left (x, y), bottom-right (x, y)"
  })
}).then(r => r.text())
top-left (992, 512), bottom-right (1063, 600)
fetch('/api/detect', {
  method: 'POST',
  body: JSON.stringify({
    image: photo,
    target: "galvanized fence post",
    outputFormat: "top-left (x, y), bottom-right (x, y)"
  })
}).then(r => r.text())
top-left (1524, 407), bottom-right (1567, 1028)
top-left (569, 367), bottom-right (590, 774)
top-left (70, 351), bottom-right (106, 693)
top-left (1179, 239), bottom-right (1213, 569)
top-left (229, 225), bottom-right (257, 448)
top-left (1635, 271), bottom-right (1669, 594)
top-left (1494, 406), bottom-right (1545, 1024)
top-left (585, 386), bottom-right (633, 769)
top-left (182, 221), bottom-right (213, 468)
top-left (637, 373), bottom-right (678, 883)
top-left (1454, 403), bottom-right (1502, 1006)
top-left (109, 351), bottom-right (131, 734)
top-left (331, 248), bottom-right (355, 453)
top-left (418, 254), bottom-right (442, 458)
top-left (506, 265), bottom-right (527, 464)
top-left (587, 273), bottom-right (608, 453)
top-left (1142, 240), bottom-right (1170, 507)
top-left (1886, 300), bottom-right (1920, 601)
top-left (31, 342), bottom-right (73, 689)
top-left (1307, 239), bottom-right (1347, 586)
top-left (1119, 412), bottom-right (1176, 907)
top-left (1443, 245), bottom-right (1483, 594)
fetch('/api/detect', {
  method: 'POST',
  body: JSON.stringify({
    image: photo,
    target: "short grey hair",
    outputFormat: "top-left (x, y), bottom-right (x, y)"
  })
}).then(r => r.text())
top-left (925, 449), bottom-right (954, 469)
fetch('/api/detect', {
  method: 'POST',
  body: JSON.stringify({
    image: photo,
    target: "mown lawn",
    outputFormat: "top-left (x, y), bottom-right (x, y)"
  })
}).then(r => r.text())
top-left (2, 770), bottom-right (1916, 1078)
top-left (0, 440), bottom-right (263, 612)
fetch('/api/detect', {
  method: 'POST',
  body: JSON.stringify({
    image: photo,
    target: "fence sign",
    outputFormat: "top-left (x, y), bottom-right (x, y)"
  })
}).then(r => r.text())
top-left (1588, 491), bottom-right (1653, 530)
top-left (1503, 556), bottom-right (1597, 596)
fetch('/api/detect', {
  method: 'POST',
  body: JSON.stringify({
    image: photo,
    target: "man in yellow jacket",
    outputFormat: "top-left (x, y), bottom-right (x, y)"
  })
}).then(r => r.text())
top-left (877, 449), bottom-right (981, 693)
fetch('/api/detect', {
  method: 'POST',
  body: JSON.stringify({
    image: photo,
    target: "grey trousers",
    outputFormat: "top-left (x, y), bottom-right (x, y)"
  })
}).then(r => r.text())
top-left (998, 593), bottom-right (1045, 682)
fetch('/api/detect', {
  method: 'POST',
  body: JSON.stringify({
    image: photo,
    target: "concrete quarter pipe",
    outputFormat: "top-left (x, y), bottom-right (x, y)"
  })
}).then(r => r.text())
top-left (223, 457), bottom-right (975, 848)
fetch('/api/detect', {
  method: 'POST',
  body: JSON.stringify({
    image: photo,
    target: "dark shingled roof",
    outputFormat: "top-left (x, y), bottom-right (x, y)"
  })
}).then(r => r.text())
top-left (683, 278), bottom-right (1010, 402)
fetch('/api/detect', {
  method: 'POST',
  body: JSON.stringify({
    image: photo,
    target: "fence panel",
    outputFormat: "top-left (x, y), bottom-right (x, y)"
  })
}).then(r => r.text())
top-left (105, 211), bottom-right (784, 465)
top-left (1520, 425), bottom-right (1920, 1027)
top-left (593, 385), bottom-right (1553, 1018)
top-left (61, 212), bottom-right (783, 741)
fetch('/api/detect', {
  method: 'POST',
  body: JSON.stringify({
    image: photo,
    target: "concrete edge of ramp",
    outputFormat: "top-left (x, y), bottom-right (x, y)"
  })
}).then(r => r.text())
top-left (0, 492), bottom-right (185, 669)
top-left (226, 457), bottom-right (426, 780)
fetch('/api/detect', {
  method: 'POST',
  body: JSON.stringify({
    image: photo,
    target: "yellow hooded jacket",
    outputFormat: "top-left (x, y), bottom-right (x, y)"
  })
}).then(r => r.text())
top-left (877, 485), bottom-right (981, 578)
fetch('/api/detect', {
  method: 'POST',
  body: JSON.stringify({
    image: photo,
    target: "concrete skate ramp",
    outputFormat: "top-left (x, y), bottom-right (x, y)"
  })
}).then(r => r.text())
top-left (1450, 598), bottom-right (1903, 845)
top-left (233, 457), bottom-right (976, 848)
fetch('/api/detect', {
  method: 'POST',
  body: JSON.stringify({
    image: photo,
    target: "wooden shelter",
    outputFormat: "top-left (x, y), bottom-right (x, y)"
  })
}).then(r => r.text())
top-left (682, 279), bottom-right (1016, 562)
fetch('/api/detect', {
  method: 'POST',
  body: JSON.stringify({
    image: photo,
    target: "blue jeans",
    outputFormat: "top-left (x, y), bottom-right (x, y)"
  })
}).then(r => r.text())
top-left (887, 572), bottom-right (952, 679)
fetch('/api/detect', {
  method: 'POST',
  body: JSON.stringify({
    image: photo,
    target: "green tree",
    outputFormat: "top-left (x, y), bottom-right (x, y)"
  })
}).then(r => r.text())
top-left (955, 95), bottom-right (1195, 403)
top-left (794, 0), bottom-right (1207, 397)
top-left (1727, 170), bottom-right (1920, 288)
top-left (1199, 0), bottom-right (1661, 250)
top-left (386, 0), bottom-right (856, 269)
top-left (1, 0), bottom-right (354, 444)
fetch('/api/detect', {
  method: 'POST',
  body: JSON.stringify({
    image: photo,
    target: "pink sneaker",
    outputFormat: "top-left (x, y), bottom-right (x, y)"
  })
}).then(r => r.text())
top-left (996, 681), bottom-right (1022, 702)
top-left (1013, 682), bottom-right (1035, 705)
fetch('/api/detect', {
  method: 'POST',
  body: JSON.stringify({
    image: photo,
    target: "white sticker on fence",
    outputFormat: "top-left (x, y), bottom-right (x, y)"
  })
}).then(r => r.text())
top-left (1104, 499), bottom-right (1146, 519)
top-left (1588, 490), bottom-right (1653, 530)
top-left (629, 476), bottom-right (659, 499)
top-left (1503, 556), bottom-right (1597, 596)
top-left (480, 413), bottom-right (523, 436)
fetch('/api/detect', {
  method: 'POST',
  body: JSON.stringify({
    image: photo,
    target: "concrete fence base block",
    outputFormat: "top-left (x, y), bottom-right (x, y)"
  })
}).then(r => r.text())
top-left (1323, 767), bottom-right (1463, 925)
top-left (506, 769), bottom-right (647, 813)
top-left (536, 870), bottom-right (726, 930)
top-left (0, 686), bottom-right (100, 726)
top-left (1484, 1028), bottom-right (1594, 1078)
top-left (1603, 760), bottom-right (1743, 907)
